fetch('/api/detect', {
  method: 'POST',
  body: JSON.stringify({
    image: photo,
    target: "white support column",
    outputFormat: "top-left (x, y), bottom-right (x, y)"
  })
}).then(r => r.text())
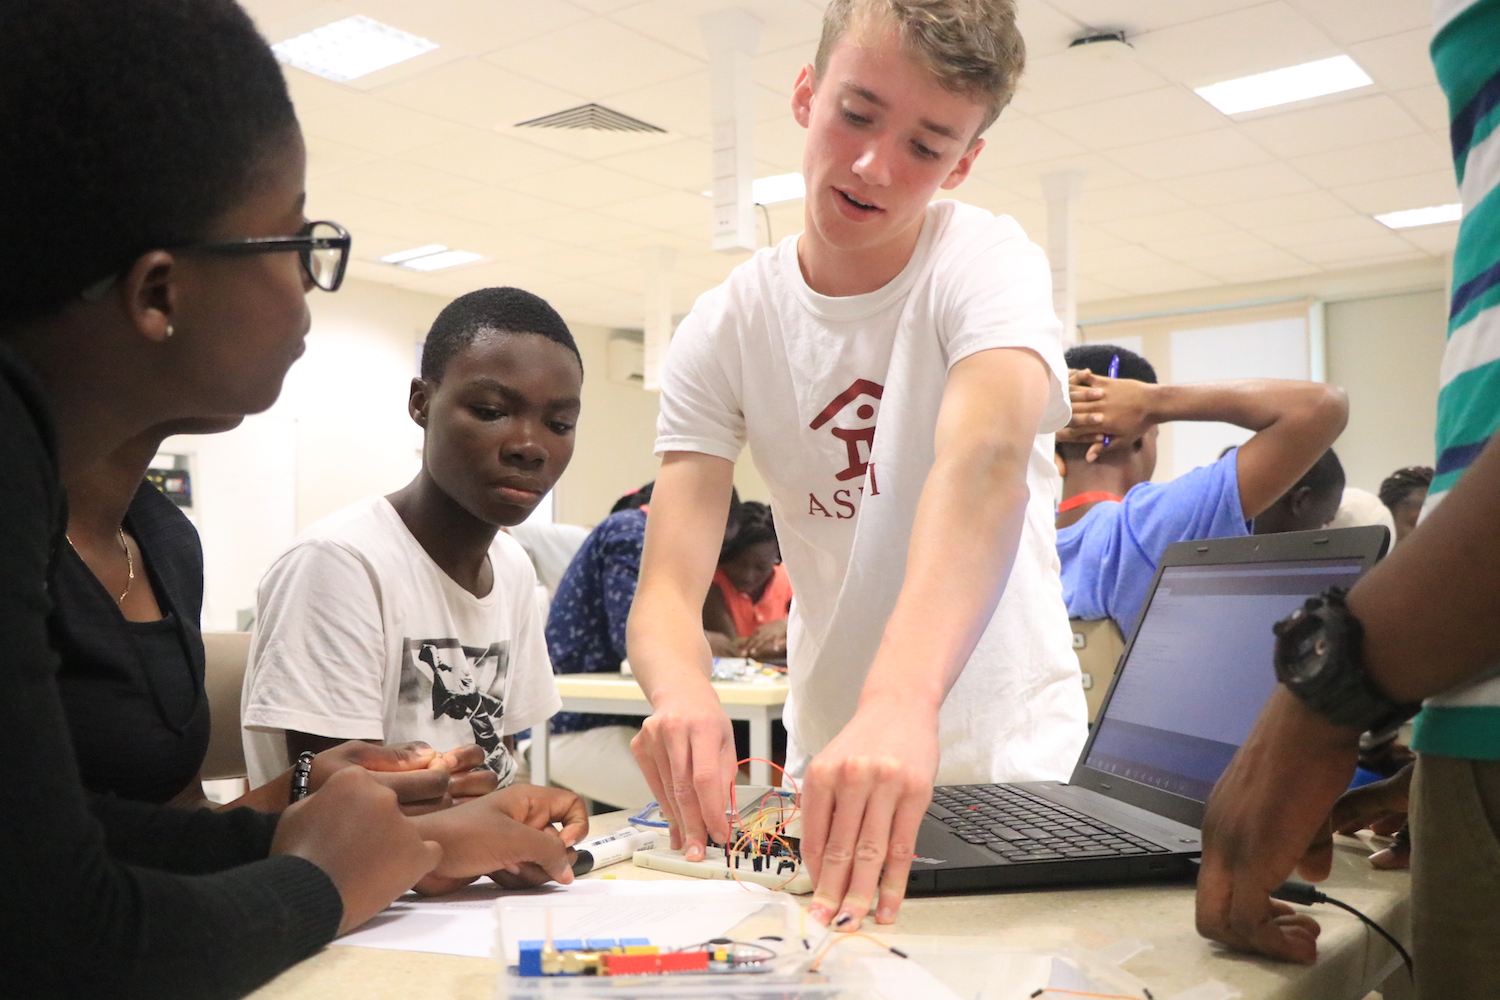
top-left (1041, 170), bottom-right (1084, 344)
top-left (701, 9), bottom-right (761, 253)
top-left (642, 246), bottom-right (675, 392)
top-left (1308, 299), bottom-right (1327, 382)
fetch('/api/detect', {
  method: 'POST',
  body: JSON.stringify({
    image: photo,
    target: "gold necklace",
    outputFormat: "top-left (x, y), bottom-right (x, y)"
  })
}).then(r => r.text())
top-left (66, 528), bottom-right (135, 604)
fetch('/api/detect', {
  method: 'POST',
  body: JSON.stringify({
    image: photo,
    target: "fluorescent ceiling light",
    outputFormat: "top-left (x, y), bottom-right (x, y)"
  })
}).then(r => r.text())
top-left (700, 173), bottom-right (806, 204)
top-left (1195, 55), bottom-right (1373, 116)
top-left (272, 15), bottom-right (437, 83)
top-left (399, 249), bottom-right (485, 272)
top-left (380, 244), bottom-right (448, 264)
top-left (1375, 203), bottom-right (1463, 229)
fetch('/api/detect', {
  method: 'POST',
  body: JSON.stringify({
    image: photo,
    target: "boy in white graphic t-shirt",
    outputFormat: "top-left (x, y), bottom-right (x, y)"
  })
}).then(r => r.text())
top-left (242, 288), bottom-right (578, 793)
top-left (628, 0), bottom-right (1086, 930)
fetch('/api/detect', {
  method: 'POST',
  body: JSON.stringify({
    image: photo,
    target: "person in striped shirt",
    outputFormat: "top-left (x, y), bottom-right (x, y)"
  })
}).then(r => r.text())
top-left (1194, 2), bottom-right (1500, 994)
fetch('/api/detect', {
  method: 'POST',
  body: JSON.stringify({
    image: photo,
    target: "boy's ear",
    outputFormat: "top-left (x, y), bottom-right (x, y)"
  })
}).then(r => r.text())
top-left (938, 136), bottom-right (985, 191)
top-left (791, 63), bottom-right (816, 128)
top-left (1053, 451), bottom-right (1067, 478)
top-left (408, 377), bottom-right (432, 428)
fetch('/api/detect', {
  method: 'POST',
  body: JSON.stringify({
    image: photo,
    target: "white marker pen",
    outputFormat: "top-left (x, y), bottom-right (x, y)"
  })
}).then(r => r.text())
top-left (570, 825), bottom-right (659, 875)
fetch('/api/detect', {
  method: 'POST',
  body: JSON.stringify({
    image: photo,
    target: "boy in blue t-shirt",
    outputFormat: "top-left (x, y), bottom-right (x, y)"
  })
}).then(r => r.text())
top-left (1056, 344), bottom-right (1349, 637)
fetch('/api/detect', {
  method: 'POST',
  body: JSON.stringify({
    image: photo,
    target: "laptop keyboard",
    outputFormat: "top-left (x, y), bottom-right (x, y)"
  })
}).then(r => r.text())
top-left (927, 785), bottom-right (1172, 863)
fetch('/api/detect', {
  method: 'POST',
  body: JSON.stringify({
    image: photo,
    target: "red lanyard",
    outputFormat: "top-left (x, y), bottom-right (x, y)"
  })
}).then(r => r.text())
top-left (1057, 490), bottom-right (1122, 514)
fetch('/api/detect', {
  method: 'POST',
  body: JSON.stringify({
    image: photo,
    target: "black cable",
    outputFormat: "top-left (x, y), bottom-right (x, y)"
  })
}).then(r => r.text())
top-left (1272, 881), bottom-right (1413, 979)
top-left (758, 202), bottom-right (772, 247)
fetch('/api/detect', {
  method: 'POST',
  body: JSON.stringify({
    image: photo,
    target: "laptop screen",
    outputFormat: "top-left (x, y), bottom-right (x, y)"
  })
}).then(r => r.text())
top-left (1082, 557), bottom-right (1365, 804)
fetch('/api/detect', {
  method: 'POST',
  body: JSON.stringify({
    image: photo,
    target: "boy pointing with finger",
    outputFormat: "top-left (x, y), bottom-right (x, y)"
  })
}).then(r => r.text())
top-left (628, 0), bottom-right (1085, 929)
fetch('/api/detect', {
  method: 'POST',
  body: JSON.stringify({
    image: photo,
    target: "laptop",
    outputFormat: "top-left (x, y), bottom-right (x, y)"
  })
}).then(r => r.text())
top-left (906, 525), bottom-right (1389, 895)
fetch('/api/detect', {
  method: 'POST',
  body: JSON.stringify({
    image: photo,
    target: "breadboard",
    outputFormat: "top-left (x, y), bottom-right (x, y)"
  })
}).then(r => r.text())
top-left (632, 847), bottom-right (813, 894)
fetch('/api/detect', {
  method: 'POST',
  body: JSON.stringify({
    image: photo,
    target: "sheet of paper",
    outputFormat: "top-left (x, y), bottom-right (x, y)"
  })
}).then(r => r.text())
top-left (337, 878), bottom-right (775, 961)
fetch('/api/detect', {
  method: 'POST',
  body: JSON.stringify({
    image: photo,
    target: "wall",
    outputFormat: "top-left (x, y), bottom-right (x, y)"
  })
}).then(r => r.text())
top-left (161, 277), bottom-right (444, 629)
top-left (1325, 289), bottom-right (1448, 492)
top-left (1078, 260), bottom-right (1450, 493)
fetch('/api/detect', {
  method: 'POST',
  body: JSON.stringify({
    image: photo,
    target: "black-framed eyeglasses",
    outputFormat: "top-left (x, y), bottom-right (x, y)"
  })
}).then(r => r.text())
top-left (80, 219), bottom-right (352, 300)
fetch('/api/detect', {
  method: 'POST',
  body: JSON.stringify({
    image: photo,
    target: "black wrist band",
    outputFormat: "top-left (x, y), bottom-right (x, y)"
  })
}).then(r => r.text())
top-left (291, 751), bottom-right (315, 803)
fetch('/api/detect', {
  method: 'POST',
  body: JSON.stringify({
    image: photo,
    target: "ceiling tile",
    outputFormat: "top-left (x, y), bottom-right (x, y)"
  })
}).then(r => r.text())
top-left (521, 210), bottom-right (660, 249)
top-left (595, 138), bottom-right (712, 192)
top-left (979, 116), bottom-right (1088, 167)
top-left (1130, 3), bottom-right (1341, 87)
top-left (1213, 190), bottom-right (1358, 227)
top-left (598, 189), bottom-right (714, 232)
top-left (1257, 214), bottom-right (1391, 248)
top-left (359, 0), bottom-right (593, 56)
top-left (403, 132), bottom-right (582, 186)
top-left (1162, 162), bottom-right (1318, 206)
top-left (755, 43), bottom-right (815, 94)
top-left (599, 72), bottom-right (787, 142)
top-left (1291, 132), bottom-right (1451, 187)
top-left (281, 67), bottom-right (363, 114)
top-left (298, 97), bottom-right (471, 155)
top-left (1236, 94), bottom-right (1423, 159)
top-left (419, 187), bottom-right (572, 228)
top-left (1045, 0), bottom-right (1262, 34)
top-left (1148, 229), bottom-right (1280, 263)
top-left (608, 0), bottom-right (824, 61)
top-left (1096, 207), bottom-right (1236, 243)
top-left (1289, 0), bottom-right (1430, 44)
top-left (974, 153), bottom-right (1143, 195)
top-left (1106, 128), bottom-right (1272, 180)
top-left (375, 60), bottom-right (585, 131)
top-left (486, 18), bottom-right (703, 99)
top-left (320, 159), bottom-right (486, 206)
top-left (1190, 248), bottom-right (1318, 282)
top-left (348, 206), bottom-right (523, 256)
top-left (304, 135), bottom-right (383, 178)
top-left (1396, 221), bottom-right (1459, 256)
top-left (505, 164), bottom-right (673, 210)
top-left (1293, 235), bottom-right (1426, 265)
top-left (1078, 276), bottom-right (1128, 302)
top-left (1013, 2), bottom-right (1091, 58)
top-left (1392, 84), bottom-right (1450, 131)
top-left (1089, 262), bottom-right (1220, 296)
top-left (1082, 244), bottom-right (1178, 272)
top-left (1076, 182), bottom-right (1189, 223)
top-left (1332, 170), bottom-right (1459, 214)
top-left (1348, 28), bottom-right (1439, 92)
top-left (1009, 51), bottom-right (1171, 117)
top-left (1038, 87), bottom-right (1227, 149)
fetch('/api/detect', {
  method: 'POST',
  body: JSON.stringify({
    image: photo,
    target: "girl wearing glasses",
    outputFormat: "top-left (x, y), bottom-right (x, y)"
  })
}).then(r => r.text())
top-left (0, 1), bottom-right (580, 996)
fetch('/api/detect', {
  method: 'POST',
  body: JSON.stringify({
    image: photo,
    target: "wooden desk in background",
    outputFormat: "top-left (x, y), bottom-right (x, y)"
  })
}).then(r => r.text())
top-left (532, 672), bottom-right (789, 787)
top-left (246, 812), bottom-right (1412, 1000)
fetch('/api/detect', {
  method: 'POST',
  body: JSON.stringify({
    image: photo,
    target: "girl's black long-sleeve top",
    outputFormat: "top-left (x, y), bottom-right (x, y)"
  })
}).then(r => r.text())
top-left (0, 343), bottom-right (343, 1000)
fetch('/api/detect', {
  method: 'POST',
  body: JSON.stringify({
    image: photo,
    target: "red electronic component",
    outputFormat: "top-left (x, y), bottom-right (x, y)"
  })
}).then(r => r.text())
top-left (604, 953), bottom-right (660, 976)
top-left (658, 951), bottom-right (710, 973)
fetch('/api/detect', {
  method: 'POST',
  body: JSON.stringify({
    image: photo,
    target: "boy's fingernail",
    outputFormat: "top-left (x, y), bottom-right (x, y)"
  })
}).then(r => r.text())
top-left (807, 904), bottom-right (830, 925)
top-left (834, 912), bottom-right (853, 928)
top-left (877, 908), bottom-right (894, 924)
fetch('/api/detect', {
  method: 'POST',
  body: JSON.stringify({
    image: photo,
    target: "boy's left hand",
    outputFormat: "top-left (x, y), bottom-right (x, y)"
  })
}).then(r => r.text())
top-left (798, 698), bottom-right (938, 929)
top-left (430, 744), bottom-right (500, 803)
top-left (410, 790), bottom-right (581, 896)
top-left (486, 783), bottom-right (591, 847)
top-left (1057, 369), bottom-right (1158, 462)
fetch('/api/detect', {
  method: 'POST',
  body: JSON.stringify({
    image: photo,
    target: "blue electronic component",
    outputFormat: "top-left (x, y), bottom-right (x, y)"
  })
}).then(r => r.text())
top-left (585, 938), bottom-right (619, 951)
top-left (517, 941), bottom-right (544, 977)
top-left (552, 939), bottom-right (585, 952)
top-left (619, 938), bottom-right (651, 947)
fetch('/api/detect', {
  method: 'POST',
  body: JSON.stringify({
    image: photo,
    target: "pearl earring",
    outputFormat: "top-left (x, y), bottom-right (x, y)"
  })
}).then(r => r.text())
top-left (165, 324), bottom-right (174, 338)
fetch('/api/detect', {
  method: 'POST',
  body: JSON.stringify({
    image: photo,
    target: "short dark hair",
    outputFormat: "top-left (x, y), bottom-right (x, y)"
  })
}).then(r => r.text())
top-left (1064, 344), bottom-right (1158, 383)
top-left (1378, 466), bottom-right (1434, 510)
top-left (721, 501), bottom-right (778, 563)
top-left (610, 482), bottom-right (655, 515)
top-left (0, 0), bottom-right (298, 325)
top-left (1296, 448), bottom-right (1346, 502)
top-left (421, 287), bottom-right (581, 382)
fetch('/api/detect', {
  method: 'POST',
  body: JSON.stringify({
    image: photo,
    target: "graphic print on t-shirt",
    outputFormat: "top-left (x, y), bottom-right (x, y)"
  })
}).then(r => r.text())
top-left (399, 637), bottom-right (515, 784)
top-left (807, 378), bottom-right (884, 519)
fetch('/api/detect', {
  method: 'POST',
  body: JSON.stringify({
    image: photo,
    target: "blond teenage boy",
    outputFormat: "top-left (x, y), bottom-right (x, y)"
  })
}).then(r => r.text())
top-left (628, 0), bottom-right (1085, 929)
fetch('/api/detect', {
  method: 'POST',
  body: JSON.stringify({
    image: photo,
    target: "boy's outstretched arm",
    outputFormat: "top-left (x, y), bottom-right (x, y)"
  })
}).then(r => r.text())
top-left (627, 452), bottom-right (740, 859)
top-left (799, 346), bottom-right (1053, 929)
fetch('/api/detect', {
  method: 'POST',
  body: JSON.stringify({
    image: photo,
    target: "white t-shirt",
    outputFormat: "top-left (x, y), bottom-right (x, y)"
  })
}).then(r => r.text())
top-left (656, 199), bottom-right (1088, 785)
top-left (241, 497), bottom-right (561, 787)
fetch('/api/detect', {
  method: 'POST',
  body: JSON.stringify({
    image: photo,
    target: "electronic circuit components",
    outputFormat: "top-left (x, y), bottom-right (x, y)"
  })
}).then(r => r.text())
top-left (514, 937), bottom-right (778, 978)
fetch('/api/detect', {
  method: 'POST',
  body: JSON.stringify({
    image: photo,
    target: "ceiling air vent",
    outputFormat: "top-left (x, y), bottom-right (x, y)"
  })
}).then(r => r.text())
top-left (515, 103), bottom-right (665, 133)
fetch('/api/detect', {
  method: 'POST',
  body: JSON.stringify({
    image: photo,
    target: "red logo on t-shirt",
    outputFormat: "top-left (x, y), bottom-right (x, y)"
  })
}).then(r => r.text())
top-left (810, 379), bottom-right (884, 482)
